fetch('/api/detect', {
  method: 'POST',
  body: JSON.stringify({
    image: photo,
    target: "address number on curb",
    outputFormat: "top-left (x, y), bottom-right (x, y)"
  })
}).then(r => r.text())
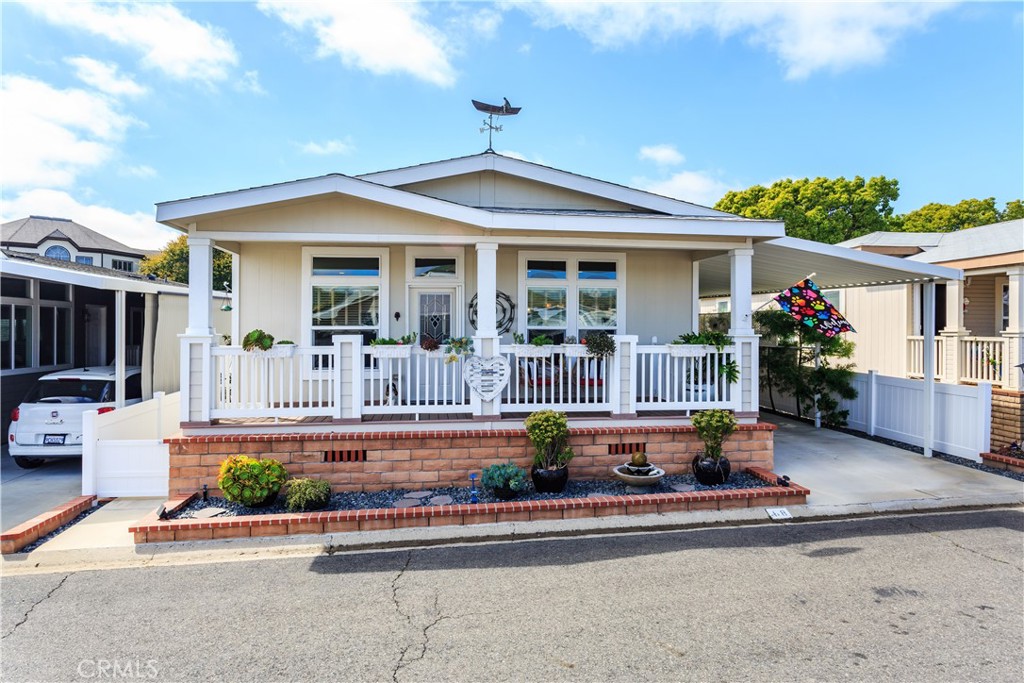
top-left (766, 507), bottom-right (793, 521)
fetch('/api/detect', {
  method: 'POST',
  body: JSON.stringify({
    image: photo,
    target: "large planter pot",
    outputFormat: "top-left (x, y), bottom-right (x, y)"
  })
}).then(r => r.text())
top-left (245, 490), bottom-right (280, 509)
top-left (491, 485), bottom-right (521, 501)
top-left (691, 455), bottom-right (731, 486)
top-left (371, 345), bottom-right (413, 359)
top-left (531, 465), bottom-right (569, 493)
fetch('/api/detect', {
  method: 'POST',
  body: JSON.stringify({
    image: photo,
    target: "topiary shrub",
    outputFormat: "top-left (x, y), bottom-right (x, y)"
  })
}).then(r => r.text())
top-left (217, 455), bottom-right (288, 506)
top-left (524, 409), bottom-right (574, 469)
top-left (285, 477), bottom-right (332, 512)
top-left (582, 330), bottom-right (616, 358)
top-left (691, 409), bottom-right (737, 460)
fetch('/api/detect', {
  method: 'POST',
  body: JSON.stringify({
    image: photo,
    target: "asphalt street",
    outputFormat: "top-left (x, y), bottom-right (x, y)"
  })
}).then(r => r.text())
top-left (2, 508), bottom-right (1022, 682)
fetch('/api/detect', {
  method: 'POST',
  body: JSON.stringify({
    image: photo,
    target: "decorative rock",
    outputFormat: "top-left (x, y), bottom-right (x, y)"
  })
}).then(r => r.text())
top-left (405, 491), bottom-right (434, 499)
top-left (394, 498), bottom-right (422, 508)
top-left (428, 495), bottom-right (453, 506)
top-left (193, 507), bottom-right (226, 518)
top-left (587, 493), bottom-right (614, 498)
top-left (624, 486), bottom-right (650, 494)
top-left (671, 484), bottom-right (696, 493)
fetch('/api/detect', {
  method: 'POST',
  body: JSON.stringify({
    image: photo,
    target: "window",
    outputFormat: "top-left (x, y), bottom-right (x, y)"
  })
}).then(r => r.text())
top-left (39, 282), bottom-right (69, 301)
top-left (1003, 285), bottom-right (1010, 331)
top-left (716, 300), bottom-right (730, 313)
top-left (76, 256), bottom-right (94, 265)
top-left (1, 305), bottom-right (31, 370)
top-left (520, 253), bottom-right (624, 343)
top-left (1, 277), bottom-right (72, 373)
top-left (304, 248), bottom-right (388, 363)
top-left (413, 258), bottom-right (457, 278)
top-left (111, 259), bottom-right (135, 272)
top-left (1, 277), bottom-right (29, 299)
top-left (44, 245), bottom-right (71, 261)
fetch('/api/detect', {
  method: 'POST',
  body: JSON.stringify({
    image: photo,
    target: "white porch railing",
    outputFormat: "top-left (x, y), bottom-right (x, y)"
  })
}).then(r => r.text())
top-left (958, 336), bottom-right (1006, 385)
top-left (907, 336), bottom-right (946, 380)
top-left (362, 349), bottom-right (472, 415)
top-left (635, 345), bottom-right (739, 411)
top-left (210, 346), bottom-right (338, 419)
top-left (499, 347), bottom-right (612, 412)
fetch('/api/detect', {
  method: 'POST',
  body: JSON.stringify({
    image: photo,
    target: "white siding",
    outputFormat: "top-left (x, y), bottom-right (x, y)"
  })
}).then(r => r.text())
top-left (844, 284), bottom-right (911, 377)
top-left (964, 274), bottom-right (997, 336)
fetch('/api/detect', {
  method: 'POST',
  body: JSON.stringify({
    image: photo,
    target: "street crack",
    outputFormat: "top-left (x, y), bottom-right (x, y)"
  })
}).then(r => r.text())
top-left (2, 573), bottom-right (69, 640)
top-left (390, 551), bottom-right (414, 625)
top-left (907, 520), bottom-right (1023, 572)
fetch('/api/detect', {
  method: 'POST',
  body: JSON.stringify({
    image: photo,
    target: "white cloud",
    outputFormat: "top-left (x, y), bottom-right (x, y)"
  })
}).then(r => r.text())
top-left (300, 139), bottom-right (355, 156)
top-left (639, 144), bottom-right (684, 166)
top-left (1, 75), bottom-right (135, 190)
top-left (119, 165), bottom-right (158, 179)
top-left (495, 149), bottom-right (549, 166)
top-left (1, 189), bottom-right (178, 250)
top-left (636, 170), bottom-right (736, 208)
top-left (518, 43), bottom-right (532, 54)
top-left (236, 70), bottom-right (266, 95)
top-left (25, 2), bottom-right (238, 84)
top-left (65, 56), bottom-right (146, 97)
top-left (515, 1), bottom-right (955, 79)
top-left (258, 0), bottom-right (456, 87)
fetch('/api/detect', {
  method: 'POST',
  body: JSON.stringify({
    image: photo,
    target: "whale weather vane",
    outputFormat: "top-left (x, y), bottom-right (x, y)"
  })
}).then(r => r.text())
top-left (473, 98), bottom-right (521, 152)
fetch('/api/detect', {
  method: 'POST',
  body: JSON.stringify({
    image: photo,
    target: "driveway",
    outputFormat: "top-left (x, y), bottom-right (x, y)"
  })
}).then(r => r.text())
top-left (0, 445), bottom-right (82, 532)
top-left (771, 414), bottom-right (1024, 507)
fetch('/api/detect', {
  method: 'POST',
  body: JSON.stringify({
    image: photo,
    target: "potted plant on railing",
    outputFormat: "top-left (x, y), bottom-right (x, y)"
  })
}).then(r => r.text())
top-left (583, 330), bottom-right (616, 358)
top-left (668, 330), bottom-right (730, 357)
top-left (525, 409), bottom-right (574, 493)
top-left (443, 336), bottom-right (474, 364)
top-left (560, 335), bottom-right (588, 357)
top-left (420, 336), bottom-right (443, 357)
top-left (516, 333), bottom-right (555, 358)
top-left (242, 329), bottom-right (296, 358)
top-left (481, 461), bottom-right (529, 500)
top-left (690, 409), bottom-right (737, 486)
top-left (370, 332), bottom-right (417, 359)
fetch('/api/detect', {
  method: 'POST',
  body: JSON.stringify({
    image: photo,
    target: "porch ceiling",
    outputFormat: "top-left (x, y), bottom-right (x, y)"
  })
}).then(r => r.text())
top-left (696, 236), bottom-right (963, 297)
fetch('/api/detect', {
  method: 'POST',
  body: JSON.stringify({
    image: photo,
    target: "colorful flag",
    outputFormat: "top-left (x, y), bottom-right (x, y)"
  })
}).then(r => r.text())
top-left (773, 279), bottom-right (855, 338)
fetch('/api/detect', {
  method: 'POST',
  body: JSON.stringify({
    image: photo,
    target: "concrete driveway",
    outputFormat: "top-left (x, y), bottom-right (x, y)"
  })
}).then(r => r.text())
top-left (0, 445), bottom-right (82, 532)
top-left (771, 414), bottom-right (1024, 508)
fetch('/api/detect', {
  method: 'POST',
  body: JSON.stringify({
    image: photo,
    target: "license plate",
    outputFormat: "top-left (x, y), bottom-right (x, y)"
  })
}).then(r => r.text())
top-left (43, 434), bottom-right (66, 445)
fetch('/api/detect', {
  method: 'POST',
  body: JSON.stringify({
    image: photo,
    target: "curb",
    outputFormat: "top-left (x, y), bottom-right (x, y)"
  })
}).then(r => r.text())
top-left (0, 496), bottom-right (96, 555)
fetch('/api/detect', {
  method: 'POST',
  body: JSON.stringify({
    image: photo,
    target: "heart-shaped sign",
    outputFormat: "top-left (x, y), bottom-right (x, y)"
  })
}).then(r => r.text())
top-left (463, 355), bottom-right (511, 402)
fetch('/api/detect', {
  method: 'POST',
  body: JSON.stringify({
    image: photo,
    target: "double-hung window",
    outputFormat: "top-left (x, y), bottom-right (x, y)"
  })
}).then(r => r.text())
top-left (304, 248), bottom-right (389, 361)
top-left (519, 253), bottom-right (624, 343)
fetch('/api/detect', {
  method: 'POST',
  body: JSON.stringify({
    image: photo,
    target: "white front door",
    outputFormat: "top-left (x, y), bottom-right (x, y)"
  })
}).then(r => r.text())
top-left (413, 289), bottom-right (457, 344)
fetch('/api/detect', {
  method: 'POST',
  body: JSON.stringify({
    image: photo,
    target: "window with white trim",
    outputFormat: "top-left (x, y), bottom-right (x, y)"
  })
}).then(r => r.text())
top-left (44, 245), bottom-right (71, 261)
top-left (0, 277), bottom-right (72, 371)
top-left (1002, 284), bottom-right (1009, 331)
top-left (519, 253), bottom-right (624, 343)
top-left (304, 248), bottom-right (389, 361)
top-left (111, 259), bottom-right (135, 272)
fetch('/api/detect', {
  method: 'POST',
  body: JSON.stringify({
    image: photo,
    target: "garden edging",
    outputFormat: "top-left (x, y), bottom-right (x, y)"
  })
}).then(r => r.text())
top-left (1, 496), bottom-right (96, 554)
top-left (980, 452), bottom-right (1024, 474)
top-left (130, 467), bottom-right (808, 544)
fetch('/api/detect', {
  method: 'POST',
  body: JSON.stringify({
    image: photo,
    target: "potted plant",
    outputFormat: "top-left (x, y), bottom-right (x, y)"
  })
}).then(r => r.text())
top-left (370, 332), bottom-right (416, 359)
top-left (582, 330), bottom-right (616, 359)
top-left (443, 336), bottom-right (474, 364)
top-left (690, 409), bottom-right (737, 486)
top-left (561, 335), bottom-right (588, 358)
top-left (217, 455), bottom-right (288, 507)
top-left (481, 461), bottom-right (529, 500)
top-left (524, 409), bottom-right (574, 493)
top-left (668, 330), bottom-right (728, 357)
top-left (242, 329), bottom-right (295, 358)
top-left (420, 336), bottom-right (443, 356)
top-left (513, 333), bottom-right (554, 358)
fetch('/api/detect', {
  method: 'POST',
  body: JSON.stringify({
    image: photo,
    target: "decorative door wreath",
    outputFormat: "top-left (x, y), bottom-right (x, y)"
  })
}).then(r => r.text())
top-left (468, 290), bottom-right (516, 334)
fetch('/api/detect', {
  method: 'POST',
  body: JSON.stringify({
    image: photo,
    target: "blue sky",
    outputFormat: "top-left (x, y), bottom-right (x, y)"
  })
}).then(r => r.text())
top-left (2, 1), bottom-right (1022, 249)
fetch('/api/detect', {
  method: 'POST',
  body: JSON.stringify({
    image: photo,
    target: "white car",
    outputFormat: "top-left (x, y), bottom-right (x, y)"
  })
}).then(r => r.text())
top-left (7, 366), bottom-right (142, 468)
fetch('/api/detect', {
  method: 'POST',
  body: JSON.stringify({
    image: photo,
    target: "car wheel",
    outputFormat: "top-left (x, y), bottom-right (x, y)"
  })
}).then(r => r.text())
top-left (13, 456), bottom-right (45, 469)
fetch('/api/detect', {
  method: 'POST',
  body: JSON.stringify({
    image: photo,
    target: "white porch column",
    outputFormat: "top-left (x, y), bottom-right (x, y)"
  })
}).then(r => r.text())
top-left (473, 243), bottom-right (501, 417)
top-left (230, 251), bottom-right (240, 346)
top-left (728, 248), bottom-right (758, 417)
top-left (114, 290), bottom-right (126, 408)
top-left (940, 277), bottom-right (967, 383)
top-left (1003, 266), bottom-right (1024, 390)
top-left (141, 293), bottom-right (157, 400)
top-left (922, 281), bottom-right (936, 457)
top-left (180, 233), bottom-right (216, 424)
top-left (691, 260), bottom-right (700, 332)
top-left (187, 236), bottom-right (214, 335)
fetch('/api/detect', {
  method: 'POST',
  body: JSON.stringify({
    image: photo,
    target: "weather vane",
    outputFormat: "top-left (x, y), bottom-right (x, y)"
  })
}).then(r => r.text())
top-left (472, 98), bottom-right (521, 152)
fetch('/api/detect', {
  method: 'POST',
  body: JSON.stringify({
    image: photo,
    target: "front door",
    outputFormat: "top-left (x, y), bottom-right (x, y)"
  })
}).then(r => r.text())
top-left (414, 289), bottom-right (455, 345)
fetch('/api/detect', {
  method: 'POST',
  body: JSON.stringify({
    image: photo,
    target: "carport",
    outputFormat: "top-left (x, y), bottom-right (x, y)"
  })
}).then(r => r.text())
top-left (695, 236), bottom-right (962, 457)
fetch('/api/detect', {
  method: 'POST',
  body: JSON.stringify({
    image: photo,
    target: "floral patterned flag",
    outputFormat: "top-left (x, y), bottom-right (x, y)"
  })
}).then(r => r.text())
top-left (773, 279), bottom-right (855, 338)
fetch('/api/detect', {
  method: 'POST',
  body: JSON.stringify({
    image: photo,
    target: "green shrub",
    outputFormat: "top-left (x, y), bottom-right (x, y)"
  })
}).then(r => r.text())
top-left (524, 409), bottom-right (574, 469)
top-left (691, 409), bottom-right (737, 460)
top-left (241, 329), bottom-right (275, 351)
top-left (481, 461), bottom-right (528, 492)
top-left (217, 455), bottom-right (288, 506)
top-left (582, 330), bottom-right (616, 357)
top-left (285, 478), bottom-right (332, 512)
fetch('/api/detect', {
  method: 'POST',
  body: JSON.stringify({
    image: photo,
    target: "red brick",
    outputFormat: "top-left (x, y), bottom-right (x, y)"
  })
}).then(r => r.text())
top-left (394, 518), bottom-right (430, 529)
top-left (529, 510), bottom-right (564, 521)
top-left (689, 501), bottom-right (719, 511)
top-left (428, 516), bottom-right (464, 527)
top-left (463, 513), bottom-right (497, 525)
top-left (175, 528), bottom-right (214, 541)
top-left (288, 522), bottom-right (325, 535)
top-left (718, 498), bottom-right (750, 510)
top-left (324, 520), bottom-right (361, 533)
top-left (594, 505), bottom-right (628, 517)
top-left (213, 527), bottom-right (252, 539)
top-left (496, 511), bottom-right (531, 522)
top-left (562, 508), bottom-right (596, 519)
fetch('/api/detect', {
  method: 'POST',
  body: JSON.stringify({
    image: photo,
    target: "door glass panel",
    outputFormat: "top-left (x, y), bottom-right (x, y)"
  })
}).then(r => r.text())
top-left (418, 293), bottom-right (452, 343)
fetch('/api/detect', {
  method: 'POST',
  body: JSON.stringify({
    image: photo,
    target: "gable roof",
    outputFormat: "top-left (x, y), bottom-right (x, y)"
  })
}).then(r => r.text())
top-left (357, 151), bottom-right (733, 218)
top-left (1, 249), bottom-right (185, 294)
top-left (838, 220), bottom-right (1023, 264)
top-left (1, 216), bottom-right (148, 257)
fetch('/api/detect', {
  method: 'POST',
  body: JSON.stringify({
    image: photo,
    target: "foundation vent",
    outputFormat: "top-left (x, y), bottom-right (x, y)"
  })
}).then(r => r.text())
top-left (324, 449), bottom-right (367, 463)
top-left (608, 442), bottom-right (647, 456)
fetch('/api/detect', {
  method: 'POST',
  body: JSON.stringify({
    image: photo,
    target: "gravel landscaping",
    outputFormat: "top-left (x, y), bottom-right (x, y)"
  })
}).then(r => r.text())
top-left (175, 472), bottom-right (773, 519)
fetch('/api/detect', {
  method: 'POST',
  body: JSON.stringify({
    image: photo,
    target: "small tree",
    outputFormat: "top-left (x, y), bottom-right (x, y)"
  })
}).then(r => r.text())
top-left (756, 309), bottom-right (857, 427)
top-left (140, 234), bottom-right (233, 289)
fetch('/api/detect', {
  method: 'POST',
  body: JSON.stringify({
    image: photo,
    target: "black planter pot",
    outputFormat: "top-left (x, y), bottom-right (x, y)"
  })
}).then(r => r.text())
top-left (531, 465), bottom-right (569, 493)
top-left (492, 485), bottom-right (520, 501)
top-left (246, 490), bottom-right (280, 509)
top-left (691, 455), bottom-right (731, 486)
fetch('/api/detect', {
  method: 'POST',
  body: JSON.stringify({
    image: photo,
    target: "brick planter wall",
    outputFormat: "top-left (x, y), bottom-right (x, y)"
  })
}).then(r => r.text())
top-left (166, 423), bottom-right (776, 497)
top-left (991, 389), bottom-right (1024, 450)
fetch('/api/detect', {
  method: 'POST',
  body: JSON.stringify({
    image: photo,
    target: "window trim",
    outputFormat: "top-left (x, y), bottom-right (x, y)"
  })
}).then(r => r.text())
top-left (516, 251), bottom-right (626, 338)
top-left (301, 246), bottom-right (390, 353)
top-left (404, 247), bottom-right (465, 341)
top-left (0, 277), bottom-right (74, 375)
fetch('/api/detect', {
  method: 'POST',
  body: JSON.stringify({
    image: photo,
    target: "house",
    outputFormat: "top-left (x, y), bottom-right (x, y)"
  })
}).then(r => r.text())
top-left (838, 220), bottom-right (1023, 448)
top-left (152, 151), bottom-right (959, 496)
top-left (1, 215), bottom-right (151, 273)
top-left (0, 248), bottom-right (230, 437)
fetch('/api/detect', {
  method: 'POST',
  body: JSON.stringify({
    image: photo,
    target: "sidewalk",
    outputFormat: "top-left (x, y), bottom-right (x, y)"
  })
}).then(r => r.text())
top-left (2, 417), bottom-right (1021, 574)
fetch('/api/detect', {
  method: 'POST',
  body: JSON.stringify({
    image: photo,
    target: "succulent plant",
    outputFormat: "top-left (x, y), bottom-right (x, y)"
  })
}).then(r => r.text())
top-left (285, 478), bottom-right (332, 512)
top-left (630, 452), bottom-right (648, 467)
top-left (217, 455), bottom-right (288, 506)
top-left (481, 461), bottom-right (528, 492)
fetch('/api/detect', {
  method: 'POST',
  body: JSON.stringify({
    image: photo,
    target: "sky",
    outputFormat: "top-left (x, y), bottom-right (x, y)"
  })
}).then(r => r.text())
top-left (2, 1), bottom-right (1022, 250)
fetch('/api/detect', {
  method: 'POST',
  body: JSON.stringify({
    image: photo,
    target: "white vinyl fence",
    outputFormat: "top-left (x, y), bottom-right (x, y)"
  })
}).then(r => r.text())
top-left (82, 392), bottom-right (178, 497)
top-left (762, 371), bottom-right (992, 461)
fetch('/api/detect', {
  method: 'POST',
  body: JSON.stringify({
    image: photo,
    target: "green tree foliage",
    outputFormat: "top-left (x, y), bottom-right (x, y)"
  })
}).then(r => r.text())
top-left (895, 197), bottom-right (1002, 233)
top-left (755, 309), bottom-right (857, 428)
top-left (715, 176), bottom-right (900, 244)
top-left (1003, 200), bottom-right (1024, 221)
top-left (139, 234), bottom-right (233, 289)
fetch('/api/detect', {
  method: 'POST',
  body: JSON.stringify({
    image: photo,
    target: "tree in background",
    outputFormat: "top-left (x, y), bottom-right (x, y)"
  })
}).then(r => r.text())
top-left (140, 235), bottom-right (233, 289)
top-left (894, 198), bottom-right (1022, 232)
top-left (715, 176), bottom-right (900, 244)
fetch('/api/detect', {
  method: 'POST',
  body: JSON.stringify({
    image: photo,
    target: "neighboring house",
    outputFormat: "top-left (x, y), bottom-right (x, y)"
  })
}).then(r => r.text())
top-left (839, 220), bottom-right (1024, 448)
top-left (149, 150), bottom-right (958, 501)
top-left (0, 249), bottom-right (230, 437)
top-left (1, 215), bottom-right (151, 273)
